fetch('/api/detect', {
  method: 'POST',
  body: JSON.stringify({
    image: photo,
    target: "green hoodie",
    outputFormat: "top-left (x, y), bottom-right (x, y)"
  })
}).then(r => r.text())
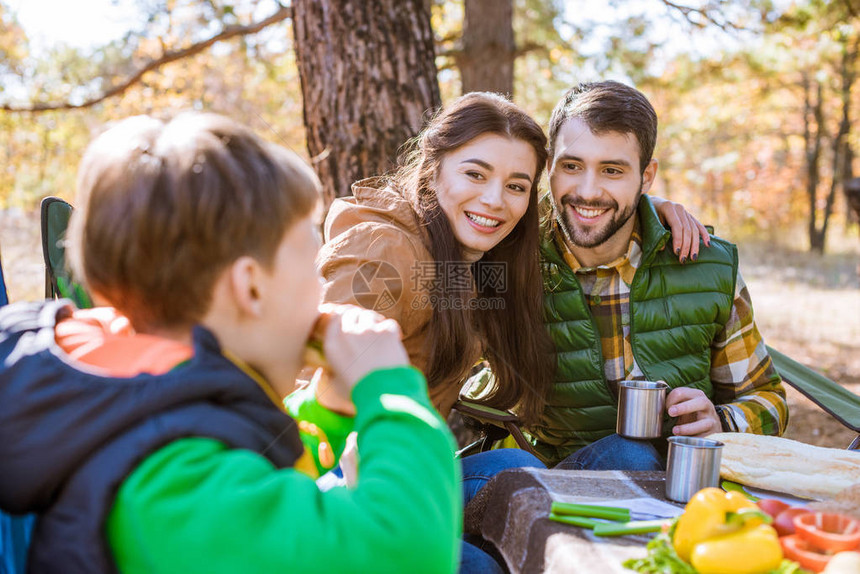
top-left (106, 367), bottom-right (462, 574)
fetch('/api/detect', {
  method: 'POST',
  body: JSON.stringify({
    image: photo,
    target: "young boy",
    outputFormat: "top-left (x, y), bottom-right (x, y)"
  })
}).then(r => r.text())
top-left (0, 113), bottom-right (460, 573)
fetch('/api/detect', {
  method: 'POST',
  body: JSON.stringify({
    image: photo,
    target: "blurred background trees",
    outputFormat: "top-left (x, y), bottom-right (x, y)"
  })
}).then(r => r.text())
top-left (1, 0), bottom-right (859, 253)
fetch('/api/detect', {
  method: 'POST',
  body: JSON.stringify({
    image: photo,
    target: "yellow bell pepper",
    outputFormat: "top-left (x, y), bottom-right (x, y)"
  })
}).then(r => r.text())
top-left (672, 487), bottom-right (758, 562)
top-left (690, 523), bottom-right (783, 574)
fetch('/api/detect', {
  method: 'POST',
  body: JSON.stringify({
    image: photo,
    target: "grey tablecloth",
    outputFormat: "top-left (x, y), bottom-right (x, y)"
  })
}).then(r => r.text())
top-left (466, 469), bottom-right (683, 574)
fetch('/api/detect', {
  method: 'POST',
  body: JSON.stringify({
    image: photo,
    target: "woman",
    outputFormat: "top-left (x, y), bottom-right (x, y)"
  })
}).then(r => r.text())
top-left (317, 92), bottom-right (704, 573)
top-left (320, 93), bottom-right (556, 427)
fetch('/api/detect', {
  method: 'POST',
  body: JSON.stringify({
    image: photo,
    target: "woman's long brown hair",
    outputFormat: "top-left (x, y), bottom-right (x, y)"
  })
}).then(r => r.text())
top-left (391, 92), bottom-right (555, 425)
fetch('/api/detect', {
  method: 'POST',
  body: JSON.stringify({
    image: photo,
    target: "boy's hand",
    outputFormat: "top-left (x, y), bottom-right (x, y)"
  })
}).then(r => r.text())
top-left (666, 387), bottom-right (722, 437)
top-left (340, 432), bottom-right (359, 487)
top-left (313, 304), bottom-right (409, 413)
top-left (311, 368), bottom-right (355, 416)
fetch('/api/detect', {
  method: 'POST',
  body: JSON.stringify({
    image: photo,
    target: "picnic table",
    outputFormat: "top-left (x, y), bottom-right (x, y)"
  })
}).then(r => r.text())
top-left (465, 468), bottom-right (685, 574)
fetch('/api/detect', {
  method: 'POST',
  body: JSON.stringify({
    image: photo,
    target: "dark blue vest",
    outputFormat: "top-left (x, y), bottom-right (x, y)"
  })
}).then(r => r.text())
top-left (0, 301), bottom-right (303, 573)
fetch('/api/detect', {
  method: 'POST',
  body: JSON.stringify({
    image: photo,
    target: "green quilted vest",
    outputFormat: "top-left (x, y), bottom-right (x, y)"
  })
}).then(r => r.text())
top-left (527, 195), bottom-right (738, 466)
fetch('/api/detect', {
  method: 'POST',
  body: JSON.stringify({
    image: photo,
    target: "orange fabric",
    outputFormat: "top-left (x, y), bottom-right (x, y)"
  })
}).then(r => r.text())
top-left (55, 307), bottom-right (193, 377)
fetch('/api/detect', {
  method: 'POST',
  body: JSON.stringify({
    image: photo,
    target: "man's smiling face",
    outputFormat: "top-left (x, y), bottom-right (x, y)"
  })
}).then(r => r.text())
top-left (548, 117), bottom-right (657, 252)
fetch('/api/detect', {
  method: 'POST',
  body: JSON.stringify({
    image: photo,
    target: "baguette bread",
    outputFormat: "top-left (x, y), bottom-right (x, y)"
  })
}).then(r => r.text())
top-left (808, 484), bottom-right (860, 520)
top-left (710, 432), bottom-right (860, 501)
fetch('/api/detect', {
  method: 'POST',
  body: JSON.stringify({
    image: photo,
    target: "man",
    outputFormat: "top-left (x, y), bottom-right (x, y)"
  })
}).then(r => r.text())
top-left (524, 80), bottom-right (788, 469)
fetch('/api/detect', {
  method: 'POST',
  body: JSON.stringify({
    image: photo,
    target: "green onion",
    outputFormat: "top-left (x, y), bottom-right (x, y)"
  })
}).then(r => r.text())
top-left (548, 513), bottom-right (605, 529)
top-left (550, 501), bottom-right (631, 521)
top-left (593, 519), bottom-right (669, 537)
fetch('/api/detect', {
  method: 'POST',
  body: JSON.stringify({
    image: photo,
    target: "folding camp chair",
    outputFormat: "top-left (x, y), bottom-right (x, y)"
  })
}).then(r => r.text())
top-left (452, 399), bottom-right (538, 459)
top-left (454, 347), bottom-right (860, 456)
top-left (0, 246), bottom-right (36, 574)
top-left (767, 346), bottom-right (860, 450)
top-left (40, 196), bottom-right (91, 309)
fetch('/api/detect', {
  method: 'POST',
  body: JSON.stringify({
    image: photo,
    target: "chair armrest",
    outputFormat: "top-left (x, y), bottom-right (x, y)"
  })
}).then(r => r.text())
top-left (452, 399), bottom-right (521, 426)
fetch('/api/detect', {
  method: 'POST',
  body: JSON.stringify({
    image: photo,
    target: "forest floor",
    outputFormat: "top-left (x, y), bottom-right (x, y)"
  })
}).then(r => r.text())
top-left (736, 240), bottom-right (859, 448)
top-left (2, 207), bottom-right (859, 448)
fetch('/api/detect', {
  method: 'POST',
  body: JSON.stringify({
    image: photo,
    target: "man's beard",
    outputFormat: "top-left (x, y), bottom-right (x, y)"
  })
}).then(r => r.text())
top-left (556, 185), bottom-right (643, 249)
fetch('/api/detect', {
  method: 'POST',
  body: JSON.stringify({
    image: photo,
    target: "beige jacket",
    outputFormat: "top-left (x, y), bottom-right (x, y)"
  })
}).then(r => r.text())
top-left (318, 178), bottom-right (478, 415)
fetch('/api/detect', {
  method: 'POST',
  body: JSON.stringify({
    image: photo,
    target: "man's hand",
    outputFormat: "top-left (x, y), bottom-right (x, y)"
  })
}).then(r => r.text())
top-left (666, 387), bottom-right (722, 437)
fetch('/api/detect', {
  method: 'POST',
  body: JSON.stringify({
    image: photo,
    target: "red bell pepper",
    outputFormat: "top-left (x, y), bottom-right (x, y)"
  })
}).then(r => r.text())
top-left (794, 512), bottom-right (860, 554)
top-left (781, 535), bottom-right (831, 573)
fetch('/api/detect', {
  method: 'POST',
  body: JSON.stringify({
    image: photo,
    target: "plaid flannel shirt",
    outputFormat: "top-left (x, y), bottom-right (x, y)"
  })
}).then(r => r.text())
top-left (556, 221), bottom-right (788, 436)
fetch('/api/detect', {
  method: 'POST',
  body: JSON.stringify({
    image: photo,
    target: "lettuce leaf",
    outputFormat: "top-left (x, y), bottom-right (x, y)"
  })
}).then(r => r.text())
top-left (623, 533), bottom-right (811, 574)
top-left (623, 532), bottom-right (696, 574)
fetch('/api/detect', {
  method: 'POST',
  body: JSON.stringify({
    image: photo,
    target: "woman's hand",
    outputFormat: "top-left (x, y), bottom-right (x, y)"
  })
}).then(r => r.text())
top-left (650, 196), bottom-right (710, 263)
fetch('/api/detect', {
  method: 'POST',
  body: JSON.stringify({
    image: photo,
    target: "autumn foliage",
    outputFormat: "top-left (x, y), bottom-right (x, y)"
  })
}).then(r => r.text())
top-left (0, 0), bottom-right (857, 253)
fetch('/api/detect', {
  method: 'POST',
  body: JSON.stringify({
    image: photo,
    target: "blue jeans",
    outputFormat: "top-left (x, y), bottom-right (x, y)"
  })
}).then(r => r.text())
top-left (459, 449), bottom-right (545, 574)
top-left (319, 448), bottom-right (544, 573)
top-left (554, 434), bottom-right (665, 471)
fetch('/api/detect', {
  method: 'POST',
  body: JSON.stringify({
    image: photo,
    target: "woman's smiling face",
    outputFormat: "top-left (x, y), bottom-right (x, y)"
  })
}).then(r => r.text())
top-left (433, 133), bottom-right (537, 262)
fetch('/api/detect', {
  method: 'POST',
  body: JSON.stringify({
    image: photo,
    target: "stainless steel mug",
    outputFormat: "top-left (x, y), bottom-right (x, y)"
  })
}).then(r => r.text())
top-left (616, 380), bottom-right (669, 439)
top-left (664, 436), bottom-right (725, 503)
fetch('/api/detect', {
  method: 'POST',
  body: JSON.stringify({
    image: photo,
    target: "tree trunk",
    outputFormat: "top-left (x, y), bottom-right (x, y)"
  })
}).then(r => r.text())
top-left (292, 0), bottom-right (441, 205)
top-left (821, 41), bottom-right (857, 251)
top-left (460, 0), bottom-right (515, 95)
top-left (806, 39), bottom-right (857, 253)
top-left (841, 40), bottom-right (858, 225)
top-left (802, 75), bottom-right (826, 253)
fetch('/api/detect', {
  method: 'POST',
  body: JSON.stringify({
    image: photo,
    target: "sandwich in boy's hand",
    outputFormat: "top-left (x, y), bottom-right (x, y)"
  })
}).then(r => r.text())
top-left (303, 310), bottom-right (332, 369)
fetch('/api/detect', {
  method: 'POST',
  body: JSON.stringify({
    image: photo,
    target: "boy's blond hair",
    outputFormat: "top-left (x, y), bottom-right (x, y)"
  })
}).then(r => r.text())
top-left (67, 112), bottom-right (319, 332)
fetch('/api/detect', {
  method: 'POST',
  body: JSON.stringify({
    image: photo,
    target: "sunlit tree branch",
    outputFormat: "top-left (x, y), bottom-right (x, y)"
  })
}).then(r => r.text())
top-left (1, 4), bottom-right (291, 113)
top-left (658, 0), bottom-right (745, 32)
top-left (437, 41), bottom-right (546, 65)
